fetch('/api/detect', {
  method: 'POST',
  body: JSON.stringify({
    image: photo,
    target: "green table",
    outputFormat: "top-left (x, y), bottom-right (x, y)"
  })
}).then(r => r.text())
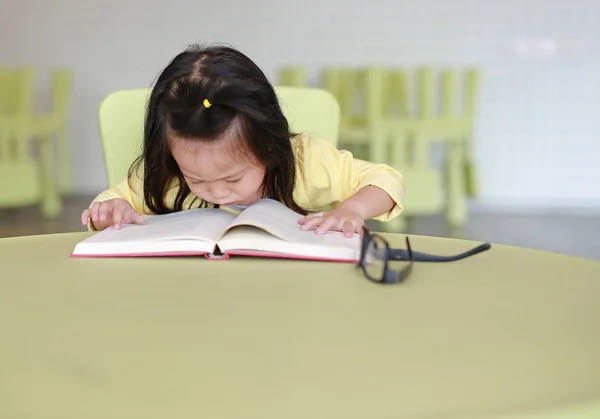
top-left (1, 232), bottom-right (599, 419)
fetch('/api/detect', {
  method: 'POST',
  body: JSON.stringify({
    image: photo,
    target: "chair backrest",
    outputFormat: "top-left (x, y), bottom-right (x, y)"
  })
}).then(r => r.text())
top-left (277, 66), bottom-right (308, 87)
top-left (50, 68), bottom-right (73, 119)
top-left (0, 68), bottom-right (34, 115)
top-left (98, 86), bottom-right (340, 187)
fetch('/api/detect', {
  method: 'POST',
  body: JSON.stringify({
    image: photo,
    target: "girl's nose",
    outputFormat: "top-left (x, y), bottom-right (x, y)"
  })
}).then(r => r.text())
top-left (210, 183), bottom-right (230, 200)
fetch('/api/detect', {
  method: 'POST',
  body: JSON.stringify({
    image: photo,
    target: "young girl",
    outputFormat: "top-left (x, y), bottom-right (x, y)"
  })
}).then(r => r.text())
top-left (81, 44), bottom-right (404, 238)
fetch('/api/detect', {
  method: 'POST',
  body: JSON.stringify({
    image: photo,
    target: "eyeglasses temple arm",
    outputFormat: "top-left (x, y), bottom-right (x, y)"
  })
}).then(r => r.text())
top-left (389, 243), bottom-right (491, 262)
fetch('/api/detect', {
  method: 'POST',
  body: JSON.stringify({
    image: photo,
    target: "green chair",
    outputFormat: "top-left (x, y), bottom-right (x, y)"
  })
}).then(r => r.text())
top-left (0, 68), bottom-right (34, 116)
top-left (321, 67), bottom-right (366, 147)
top-left (0, 69), bottom-right (37, 207)
top-left (277, 66), bottom-right (308, 87)
top-left (322, 67), bottom-right (404, 165)
top-left (398, 67), bottom-right (481, 227)
top-left (98, 86), bottom-right (340, 187)
top-left (31, 68), bottom-right (74, 195)
top-left (0, 68), bottom-right (61, 217)
top-left (322, 67), bottom-right (410, 232)
top-left (0, 68), bottom-right (71, 218)
top-left (276, 85), bottom-right (340, 146)
top-left (0, 115), bottom-right (41, 208)
top-left (322, 65), bottom-right (481, 230)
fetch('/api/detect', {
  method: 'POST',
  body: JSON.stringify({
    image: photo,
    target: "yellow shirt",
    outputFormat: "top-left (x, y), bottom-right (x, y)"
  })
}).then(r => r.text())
top-left (90, 133), bottom-right (404, 225)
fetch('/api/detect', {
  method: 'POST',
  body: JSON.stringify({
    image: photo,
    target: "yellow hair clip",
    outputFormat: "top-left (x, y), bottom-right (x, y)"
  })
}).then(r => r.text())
top-left (203, 98), bottom-right (212, 108)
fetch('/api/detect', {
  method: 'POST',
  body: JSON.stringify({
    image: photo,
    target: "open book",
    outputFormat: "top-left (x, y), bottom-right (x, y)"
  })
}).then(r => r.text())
top-left (71, 199), bottom-right (361, 263)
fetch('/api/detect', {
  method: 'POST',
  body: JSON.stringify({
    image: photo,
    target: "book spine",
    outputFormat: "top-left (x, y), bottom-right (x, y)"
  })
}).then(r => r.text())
top-left (204, 253), bottom-right (231, 261)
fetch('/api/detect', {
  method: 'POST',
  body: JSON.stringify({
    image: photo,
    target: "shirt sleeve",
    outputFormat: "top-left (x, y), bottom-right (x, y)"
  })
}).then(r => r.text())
top-left (295, 135), bottom-right (404, 222)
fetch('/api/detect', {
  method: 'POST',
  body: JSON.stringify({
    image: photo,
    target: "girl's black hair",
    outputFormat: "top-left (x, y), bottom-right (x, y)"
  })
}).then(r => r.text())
top-left (129, 43), bottom-right (307, 215)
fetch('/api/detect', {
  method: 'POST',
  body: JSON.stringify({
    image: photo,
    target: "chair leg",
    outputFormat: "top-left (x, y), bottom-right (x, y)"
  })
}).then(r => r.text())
top-left (57, 128), bottom-right (72, 195)
top-left (444, 142), bottom-right (467, 228)
top-left (464, 155), bottom-right (479, 198)
top-left (39, 135), bottom-right (61, 218)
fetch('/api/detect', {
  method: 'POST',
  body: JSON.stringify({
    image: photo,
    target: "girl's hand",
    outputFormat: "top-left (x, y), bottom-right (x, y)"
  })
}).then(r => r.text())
top-left (81, 198), bottom-right (144, 231)
top-left (298, 206), bottom-right (364, 238)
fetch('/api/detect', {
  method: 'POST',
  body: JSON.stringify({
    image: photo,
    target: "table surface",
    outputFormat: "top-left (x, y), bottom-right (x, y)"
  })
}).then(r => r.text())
top-left (1, 231), bottom-right (599, 419)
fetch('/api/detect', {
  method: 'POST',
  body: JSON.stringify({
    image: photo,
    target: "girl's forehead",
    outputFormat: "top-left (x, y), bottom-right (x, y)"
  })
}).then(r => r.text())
top-left (171, 133), bottom-right (248, 159)
top-left (169, 136), bottom-right (259, 178)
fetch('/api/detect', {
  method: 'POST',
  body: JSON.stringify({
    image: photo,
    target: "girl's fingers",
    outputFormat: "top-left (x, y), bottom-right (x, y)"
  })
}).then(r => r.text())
top-left (112, 209), bottom-right (123, 230)
top-left (112, 201), bottom-right (132, 229)
top-left (81, 199), bottom-right (142, 230)
top-left (90, 202), bottom-right (103, 222)
top-left (299, 213), bottom-right (360, 237)
top-left (298, 212), bottom-right (323, 225)
top-left (98, 202), bottom-right (113, 222)
top-left (123, 208), bottom-right (144, 225)
top-left (80, 209), bottom-right (90, 226)
top-left (299, 215), bottom-right (324, 231)
top-left (315, 216), bottom-right (340, 235)
top-left (341, 221), bottom-right (356, 238)
top-left (132, 212), bottom-right (144, 224)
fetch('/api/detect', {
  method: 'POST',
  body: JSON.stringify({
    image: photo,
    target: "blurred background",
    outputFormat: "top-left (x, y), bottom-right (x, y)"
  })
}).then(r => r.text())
top-left (0, 0), bottom-right (599, 260)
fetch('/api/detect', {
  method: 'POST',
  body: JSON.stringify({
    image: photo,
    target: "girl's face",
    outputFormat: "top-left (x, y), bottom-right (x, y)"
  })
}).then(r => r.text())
top-left (170, 136), bottom-right (266, 207)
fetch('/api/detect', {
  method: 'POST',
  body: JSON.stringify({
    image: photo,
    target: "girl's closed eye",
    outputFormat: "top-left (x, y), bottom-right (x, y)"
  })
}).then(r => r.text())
top-left (226, 178), bottom-right (241, 184)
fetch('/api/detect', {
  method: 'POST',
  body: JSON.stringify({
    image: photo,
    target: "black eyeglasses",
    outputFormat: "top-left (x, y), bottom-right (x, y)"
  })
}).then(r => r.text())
top-left (357, 226), bottom-right (491, 284)
top-left (357, 227), bottom-right (414, 284)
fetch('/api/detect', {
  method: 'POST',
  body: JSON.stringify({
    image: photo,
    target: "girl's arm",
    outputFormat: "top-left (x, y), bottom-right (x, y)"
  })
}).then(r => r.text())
top-left (294, 135), bottom-right (403, 236)
top-left (337, 184), bottom-right (396, 220)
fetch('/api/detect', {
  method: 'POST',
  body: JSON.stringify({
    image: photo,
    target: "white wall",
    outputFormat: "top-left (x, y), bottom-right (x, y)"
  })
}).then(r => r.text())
top-left (1, 0), bottom-right (599, 209)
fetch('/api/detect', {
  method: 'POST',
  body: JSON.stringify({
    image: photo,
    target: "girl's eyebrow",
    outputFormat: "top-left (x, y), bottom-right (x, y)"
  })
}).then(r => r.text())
top-left (184, 169), bottom-right (246, 182)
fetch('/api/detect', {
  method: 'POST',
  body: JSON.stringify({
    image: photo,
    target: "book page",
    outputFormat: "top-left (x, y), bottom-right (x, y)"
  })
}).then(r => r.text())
top-left (72, 208), bottom-right (237, 256)
top-left (216, 199), bottom-right (361, 260)
top-left (217, 226), bottom-right (360, 262)
top-left (221, 199), bottom-right (325, 244)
